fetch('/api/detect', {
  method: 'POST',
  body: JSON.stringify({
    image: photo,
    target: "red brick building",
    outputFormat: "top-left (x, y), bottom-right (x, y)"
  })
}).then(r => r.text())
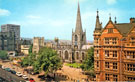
top-left (93, 10), bottom-right (135, 81)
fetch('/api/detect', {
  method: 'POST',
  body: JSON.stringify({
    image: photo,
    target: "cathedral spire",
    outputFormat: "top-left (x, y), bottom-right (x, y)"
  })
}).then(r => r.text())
top-left (95, 9), bottom-right (102, 31)
top-left (75, 1), bottom-right (83, 34)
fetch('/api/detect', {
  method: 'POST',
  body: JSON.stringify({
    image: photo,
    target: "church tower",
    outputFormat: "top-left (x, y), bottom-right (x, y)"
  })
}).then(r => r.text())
top-left (72, 2), bottom-right (86, 50)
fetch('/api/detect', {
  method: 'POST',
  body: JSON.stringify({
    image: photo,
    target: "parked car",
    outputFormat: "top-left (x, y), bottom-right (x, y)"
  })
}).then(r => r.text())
top-left (16, 72), bottom-right (22, 77)
top-left (22, 75), bottom-right (28, 80)
top-left (0, 64), bottom-right (2, 68)
top-left (4, 68), bottom-right (11, 72)
top-left (2, 66), bottom-right (5, 69)
top-left (10, 70), bottom-right (16, 74)
top-left (29, 78), bottom-right (35, 82)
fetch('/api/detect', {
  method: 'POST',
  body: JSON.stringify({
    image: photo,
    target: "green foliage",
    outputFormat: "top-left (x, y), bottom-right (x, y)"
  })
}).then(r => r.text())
top-left (20, 53), bottom-right (36, 67)
top-left (65, 63), bottom-right (82, 68)
top-left (0, 51), bottom-right (8, 60)
top-left (29, 44), bottom-right (33, 54)
top-left (81, 47), bottom-right (94, 71)
top-left (33, 47), bottom-right (62, 75)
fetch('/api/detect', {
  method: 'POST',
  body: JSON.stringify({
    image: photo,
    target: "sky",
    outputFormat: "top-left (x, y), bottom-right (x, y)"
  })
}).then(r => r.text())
top-left (0, 0), bottom-right (135, 41)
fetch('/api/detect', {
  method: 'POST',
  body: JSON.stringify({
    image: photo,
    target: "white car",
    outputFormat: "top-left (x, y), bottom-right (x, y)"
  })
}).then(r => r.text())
top-left (2, 66), bottom-right (5, 69)
top-left (22, 75), bottom-right (28, 80)
top-left (16, 72), bottom-right (22, 77)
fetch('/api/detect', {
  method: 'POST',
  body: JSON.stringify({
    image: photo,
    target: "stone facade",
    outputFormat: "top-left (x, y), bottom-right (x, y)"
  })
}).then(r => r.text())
top-left (21, 45), bottom-right (30, 55)
top-left (94, 11), bottom-right (135, 81)
top-left (32, 37), bottom-right (44, 53)
top-left (56, 3), bottom-right (92, 63)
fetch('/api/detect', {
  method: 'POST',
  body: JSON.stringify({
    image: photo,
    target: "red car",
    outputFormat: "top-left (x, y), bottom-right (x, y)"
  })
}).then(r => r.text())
top-left (29, 78), bottom-right (35, 82)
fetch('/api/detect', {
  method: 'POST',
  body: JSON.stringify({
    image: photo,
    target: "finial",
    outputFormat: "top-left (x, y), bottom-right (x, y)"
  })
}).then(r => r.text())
top-left (115, 16), bottom-right (117, 24)
top-left (109, 13), bottom-right (111, 20)
top-left (97, 9), bottom-right (99, 18)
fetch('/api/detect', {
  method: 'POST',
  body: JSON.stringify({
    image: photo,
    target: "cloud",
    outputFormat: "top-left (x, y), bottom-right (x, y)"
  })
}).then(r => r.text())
top-left (26, 15), bottom-right (41, 19)
top-left (106, 0), bottom-right (117, 5)
top-left (0, 9), bottom-right (10, 16)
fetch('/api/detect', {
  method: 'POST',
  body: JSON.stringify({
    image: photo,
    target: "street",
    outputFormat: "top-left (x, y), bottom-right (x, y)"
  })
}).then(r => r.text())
top-left (0, 68), bottom-right (25, 82)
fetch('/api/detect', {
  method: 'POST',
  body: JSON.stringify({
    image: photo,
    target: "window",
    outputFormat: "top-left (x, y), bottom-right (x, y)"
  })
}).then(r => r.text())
top-left (108, 28), bottom-right (113, 33)
top-left (97, 61), bottom-right (99, 68)
top-left (105, 74), bottom-right (110, 81)
top-left (95, 38), bottom-right (99, 44)
top-left (113, 75), bottom-right (118, 81)
top-left (113, 51), bottom-right (117, 57)
top-left (105, 38), bottom-right (109, 44)
top-left (105, 50), bottom-right (109, 57)
top-left (127, 64), bottom-right (135, 72)
top-left (113, 63), bottom-right (117, 69)
top-left (105, 62), bottom-right (109, 68)
top-left (112, 38), bottom-right (117, 44)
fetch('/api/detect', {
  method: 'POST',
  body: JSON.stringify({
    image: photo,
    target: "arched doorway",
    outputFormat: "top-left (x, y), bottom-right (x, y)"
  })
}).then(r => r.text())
top-left (59, 51), bottom-right (61, 57)
top-left (65, 51), bottom-right (69, 60)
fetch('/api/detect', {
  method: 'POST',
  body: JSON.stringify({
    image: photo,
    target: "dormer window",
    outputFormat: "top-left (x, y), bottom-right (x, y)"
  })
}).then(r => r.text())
top-left (108, 28), bottom-right (113, 33)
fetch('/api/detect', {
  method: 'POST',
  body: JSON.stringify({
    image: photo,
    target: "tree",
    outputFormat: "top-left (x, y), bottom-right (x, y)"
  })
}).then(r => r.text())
top-left (0, 51), bottom-right (8, 60)
top-left (81, 47), bottom-right (94, 71)
top-left (33, 47), bottom-right (62, 76)
top-left (20, 53), bottom-right (36, 67)
top-left (29, 44), bottom-right (33, 54)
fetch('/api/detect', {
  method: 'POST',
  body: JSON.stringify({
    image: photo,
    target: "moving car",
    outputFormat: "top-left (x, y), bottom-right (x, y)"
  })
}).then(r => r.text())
top-left (16, 72), bottom-right (22, 77)
top-left (22, 75), bottom-right (28, 80)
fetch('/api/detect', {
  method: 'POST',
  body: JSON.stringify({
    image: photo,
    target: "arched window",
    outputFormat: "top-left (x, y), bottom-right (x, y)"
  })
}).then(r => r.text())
top-left (59, 51), bottom-right (61, 57)
top-left (75, 35), bottom-right (78, 46)
top-left (82, 52), bottom-right (85, 60)
top-left (82, 35), bottom-right (83, 41)
top-left (75, 35), bottom-right (78, 41)
top-left (65, 51), bottom-right (68, 60)
top-left (76, 52), bottom-right (79, 60)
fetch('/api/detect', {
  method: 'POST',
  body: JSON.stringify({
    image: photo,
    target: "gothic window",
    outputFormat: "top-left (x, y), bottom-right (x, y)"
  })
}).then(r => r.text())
top-left (65, 51), bottom-right (69, 60)
top-left (113, 51), bottom-right (117, 57)
top-left (82, 35), bottom-right (83, 41)
top-left (105, 62), bottom-right (109, 68)
top-left (82, 52), bottom-right (85, 60)
top-left (59, 51), bottom-right (61, 57)
top-left (75, 35), bottom-right (78, 41)
top-left (113, 63), bottom-right (117, 69)
top-left (75, 35), bottom-right (78, 46)
top-left (76, 52), bottom-right (79, 60)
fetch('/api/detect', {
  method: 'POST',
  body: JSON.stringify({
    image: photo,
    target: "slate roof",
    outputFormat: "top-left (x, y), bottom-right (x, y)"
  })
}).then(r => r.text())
top-left (115, 23), bottom-right (133, 36)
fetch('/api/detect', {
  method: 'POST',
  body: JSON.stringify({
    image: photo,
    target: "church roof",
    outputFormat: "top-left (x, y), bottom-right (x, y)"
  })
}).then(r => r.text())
top-left (75, 2), bottom-right (83, 34)
top-left (82, 45), bottom-right (93, 50)
top-left (115, 23), bottom-right (133, 36)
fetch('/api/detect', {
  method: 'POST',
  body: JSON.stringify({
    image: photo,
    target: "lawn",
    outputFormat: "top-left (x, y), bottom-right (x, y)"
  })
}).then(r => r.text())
top-left (65, 63), bottom-right (82, 68)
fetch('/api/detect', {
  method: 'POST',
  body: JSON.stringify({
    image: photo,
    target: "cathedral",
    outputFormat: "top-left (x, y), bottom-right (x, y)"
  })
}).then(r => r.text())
top-left (55, 3), bottom-right (92, 63)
